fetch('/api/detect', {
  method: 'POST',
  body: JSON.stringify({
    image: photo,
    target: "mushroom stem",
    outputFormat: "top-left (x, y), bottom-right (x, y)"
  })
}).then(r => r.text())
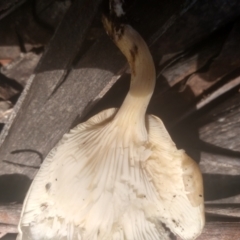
top-left (103, 16), bottom-right (156, 140)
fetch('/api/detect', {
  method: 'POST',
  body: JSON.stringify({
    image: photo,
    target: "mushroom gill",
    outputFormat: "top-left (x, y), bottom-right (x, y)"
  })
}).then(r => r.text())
top-left (17, 10), bottom-right (205, 240)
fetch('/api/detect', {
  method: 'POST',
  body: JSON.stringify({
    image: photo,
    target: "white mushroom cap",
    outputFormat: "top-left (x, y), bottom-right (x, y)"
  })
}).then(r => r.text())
top-left (17, 10), bottom-right (205, 240)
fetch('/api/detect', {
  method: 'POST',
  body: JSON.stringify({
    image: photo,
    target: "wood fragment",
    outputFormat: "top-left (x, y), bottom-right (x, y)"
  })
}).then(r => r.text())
top-left (175, 222), bottom-right (240, 240)
top-left (0, 0), bottom-right (105, 179)
top-left (0, 204), bottom-right (21, 225)
top-left (0, 0), bottom-right (26, 20)
top-left (197, 77), bottom-right (240, 109)
top-left (199, 91), bottom-right (240, 151)
top-left (1, 53), bottom-right (41, 86)
top-left (205, 204), bottom-right (240, 218)
top-left (170, 76), bottom-right (240, 127)
top-left (196, 222), bottom-right (240, 240)
top-left (0, 223), bottom-right (18, 238)
top-left (156, 0), bottom-right (240, 54)
top-left (0, 204), bottom-right (21, 238)
top-left (160, 40), bottom-right (222, 87)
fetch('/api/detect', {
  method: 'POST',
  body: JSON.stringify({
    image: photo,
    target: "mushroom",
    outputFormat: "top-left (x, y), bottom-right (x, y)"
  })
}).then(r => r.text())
top-left (17, 8), bottom-right (205, 240)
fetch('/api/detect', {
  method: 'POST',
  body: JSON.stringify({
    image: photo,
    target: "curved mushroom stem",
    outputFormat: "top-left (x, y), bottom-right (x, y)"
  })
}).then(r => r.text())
top-left (103, 16), bottom-right (156, 141)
